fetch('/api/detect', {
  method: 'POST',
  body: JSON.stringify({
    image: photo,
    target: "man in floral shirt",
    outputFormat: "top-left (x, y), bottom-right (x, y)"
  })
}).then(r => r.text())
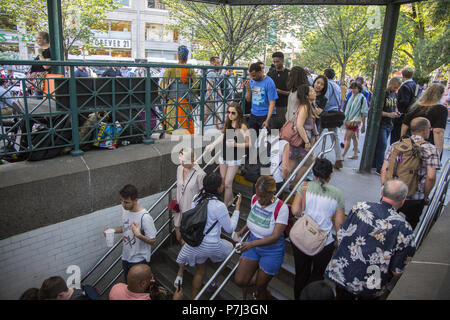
top-left (324, 179), bottom-right (416, 300)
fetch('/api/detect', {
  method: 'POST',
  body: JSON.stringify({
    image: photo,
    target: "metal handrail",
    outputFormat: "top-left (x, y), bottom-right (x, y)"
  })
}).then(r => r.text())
top-left (194, 131), bottom-right (337, 300)
top-left (414, 159), bottom-right (450, 248)
top-left (82, 148), bottom-right (221, 285)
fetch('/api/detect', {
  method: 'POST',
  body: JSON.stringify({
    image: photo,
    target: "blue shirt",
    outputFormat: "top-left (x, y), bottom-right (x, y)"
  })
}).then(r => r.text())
top-left (324, 80), bottom-right (341, 112)
top-left (250, 76), bottom-right (278, 116)
top-left (324, 201), bottom-right (416, 297)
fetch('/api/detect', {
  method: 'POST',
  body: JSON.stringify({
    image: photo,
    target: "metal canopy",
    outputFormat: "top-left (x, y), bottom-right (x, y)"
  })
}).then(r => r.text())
top-left (187, 0), bottom-right (422, 5)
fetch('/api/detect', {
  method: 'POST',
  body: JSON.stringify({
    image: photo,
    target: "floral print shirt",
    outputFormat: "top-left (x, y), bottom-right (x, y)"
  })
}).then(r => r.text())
top-left (324, 201), bottom-right (416, 297)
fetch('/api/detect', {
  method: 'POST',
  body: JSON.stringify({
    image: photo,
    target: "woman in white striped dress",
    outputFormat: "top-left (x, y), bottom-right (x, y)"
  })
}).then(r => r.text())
top-left (175, 172), bottom-right (241, 299)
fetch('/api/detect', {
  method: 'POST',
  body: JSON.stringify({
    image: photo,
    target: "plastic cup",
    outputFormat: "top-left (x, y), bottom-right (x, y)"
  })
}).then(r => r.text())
top-left (105, 228), bottom-right (115, 247)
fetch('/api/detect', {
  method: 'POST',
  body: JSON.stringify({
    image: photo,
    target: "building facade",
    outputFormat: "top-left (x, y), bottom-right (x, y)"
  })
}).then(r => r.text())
top-left (0, 0), bottom-right (191, 63)
top-left (72, 0), bottom-right (190, 62)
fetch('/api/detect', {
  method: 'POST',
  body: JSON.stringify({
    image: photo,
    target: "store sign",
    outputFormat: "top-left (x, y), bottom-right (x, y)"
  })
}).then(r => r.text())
top-left (92, 38), bottom-right (131, 49)
top-left (0, 33), bottom-right (34, 43)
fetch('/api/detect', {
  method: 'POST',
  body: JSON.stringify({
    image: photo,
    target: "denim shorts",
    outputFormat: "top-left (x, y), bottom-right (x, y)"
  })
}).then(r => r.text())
top-left (242, 233), bottom-right (286, 276)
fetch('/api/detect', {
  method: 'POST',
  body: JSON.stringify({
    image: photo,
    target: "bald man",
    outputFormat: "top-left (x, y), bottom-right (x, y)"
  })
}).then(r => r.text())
top-left (381, 117), bottom-right (441, 228)
top-left (324, 179), bottom-right (416, 300)
top-left (109, 264), bottom-right (183, 300)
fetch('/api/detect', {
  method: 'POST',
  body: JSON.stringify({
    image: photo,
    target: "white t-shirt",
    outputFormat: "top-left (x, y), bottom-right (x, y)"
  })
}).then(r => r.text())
top-left (247, 195), bottom-right (289, 239)
top-left (121, 208), bottom-right (157, 263)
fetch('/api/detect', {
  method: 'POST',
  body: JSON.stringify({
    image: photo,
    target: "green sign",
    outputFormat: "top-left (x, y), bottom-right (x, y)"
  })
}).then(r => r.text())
top-left (0, 33), bottom-right (35, 43)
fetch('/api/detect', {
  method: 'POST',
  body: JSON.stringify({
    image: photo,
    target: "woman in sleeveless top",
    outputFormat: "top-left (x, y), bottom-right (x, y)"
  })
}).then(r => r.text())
top-left (282, 84), bottom-right (319, 188)
top-left (206, 102), bottom-right (250, 206)
top-left (285, 66), bottom-right (309, 122)
top-left (401, 83), bottom-right (447, 155)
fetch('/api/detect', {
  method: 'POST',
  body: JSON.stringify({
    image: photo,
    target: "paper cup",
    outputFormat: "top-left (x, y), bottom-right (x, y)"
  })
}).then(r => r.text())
top-left (105, 228), bottom-right (115, 247)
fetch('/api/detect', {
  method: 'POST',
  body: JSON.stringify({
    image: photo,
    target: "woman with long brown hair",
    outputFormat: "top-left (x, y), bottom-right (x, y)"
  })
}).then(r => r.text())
top-left (401, 83), bottom-right (447, 155)
top-left (206, 102), bottom-right (250, 206)
top-left (282, 84), bottom-right (319, 187)
top-left (286, 66), bottom-right (310, 122)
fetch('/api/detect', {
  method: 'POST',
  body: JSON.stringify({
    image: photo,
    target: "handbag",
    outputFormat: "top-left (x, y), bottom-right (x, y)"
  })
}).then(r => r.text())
top-left (289, 182), bottom-right (329, 256)
top-left (280, 111), bottom-right (303, 147)
top-left (168, 200), bottom-right (180, 213)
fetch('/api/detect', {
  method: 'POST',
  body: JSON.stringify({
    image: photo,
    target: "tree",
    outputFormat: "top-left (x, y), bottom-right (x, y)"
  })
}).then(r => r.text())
top-left (292, 5), bottom-right (379, 82)
top-left (163, 1), bottom-right (290, 65)
top-left (394, 0), bottom-right (450, 84)
top-left (0, 0), bottom-right (120, 59)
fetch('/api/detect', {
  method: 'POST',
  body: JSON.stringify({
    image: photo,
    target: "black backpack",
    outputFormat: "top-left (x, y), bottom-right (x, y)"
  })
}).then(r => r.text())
top-left (180, 195), bottom-right (218, 247)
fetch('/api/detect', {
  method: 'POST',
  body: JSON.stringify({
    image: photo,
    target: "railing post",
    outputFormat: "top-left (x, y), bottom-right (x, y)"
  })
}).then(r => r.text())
top-left (241, 69), bottom-right (247, 115)
top-left (199, 69), bottom-right (207, 135)
top-left (143, 66), bottom-right (154, 145)
top-left (69, 66), bottom-right (83, 157)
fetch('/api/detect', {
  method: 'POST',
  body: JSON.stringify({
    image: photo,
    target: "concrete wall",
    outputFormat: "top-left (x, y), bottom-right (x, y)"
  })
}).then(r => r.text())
top-left (0, 192), bottom-right (164, 300)
top-left (0, 139), bottom-right (180, 240)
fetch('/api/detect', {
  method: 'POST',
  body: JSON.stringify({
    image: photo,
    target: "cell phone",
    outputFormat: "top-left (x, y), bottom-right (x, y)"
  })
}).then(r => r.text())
top-left (177, 280), bottom-right (182, 289)
top-left (231, 194), bottom-right (241, 207)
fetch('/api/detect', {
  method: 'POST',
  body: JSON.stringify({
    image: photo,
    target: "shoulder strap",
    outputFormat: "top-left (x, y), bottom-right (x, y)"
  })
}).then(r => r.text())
top-left (273, 199), bottom-right (284, 221)
top-left (204, 199), bottom-right (218, 235)
top-left (252, 195), bottom-right (258, 205)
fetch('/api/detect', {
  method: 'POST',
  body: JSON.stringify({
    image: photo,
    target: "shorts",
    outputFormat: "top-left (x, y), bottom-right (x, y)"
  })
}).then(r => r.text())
top-left (219, 156), bottom-right (241, 167)
top-left (241, 233), bottom-right (285, 276)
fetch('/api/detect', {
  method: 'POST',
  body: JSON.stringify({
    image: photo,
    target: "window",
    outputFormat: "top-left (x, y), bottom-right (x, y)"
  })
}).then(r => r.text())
top-left (145, 24), bottom-right (163, 41)
top-left (111, 49), bottom-right (131, 58)
top-left (110, 20), bottom-right (131, 32)
top-left (147, 0), bottom-right (165, 9)
top-left (116, 0), bottom-right (131, 7)
top-left (146, 24), bottom-right (177, 42)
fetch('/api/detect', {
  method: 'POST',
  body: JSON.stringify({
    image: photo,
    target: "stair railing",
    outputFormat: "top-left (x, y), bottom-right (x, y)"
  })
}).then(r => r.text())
top-left (195, 130), bottom-right (337, 300)
top-left (414, 159), bottom-right (450, 248)
top-left (81, 148), bottom-right (222, 286)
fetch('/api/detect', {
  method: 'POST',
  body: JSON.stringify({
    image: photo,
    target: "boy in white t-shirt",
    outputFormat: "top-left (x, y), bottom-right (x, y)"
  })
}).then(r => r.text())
top-left (104, 184), bottom-right (157, 283)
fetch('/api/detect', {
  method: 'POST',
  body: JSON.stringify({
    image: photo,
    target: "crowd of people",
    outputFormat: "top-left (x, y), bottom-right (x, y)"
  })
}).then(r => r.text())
top-left (12, 45), bottom-right (450, 301)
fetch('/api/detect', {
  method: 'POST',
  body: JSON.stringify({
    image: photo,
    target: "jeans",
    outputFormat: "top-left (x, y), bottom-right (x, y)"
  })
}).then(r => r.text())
top-left (373, 124), bottom-right (393, 172)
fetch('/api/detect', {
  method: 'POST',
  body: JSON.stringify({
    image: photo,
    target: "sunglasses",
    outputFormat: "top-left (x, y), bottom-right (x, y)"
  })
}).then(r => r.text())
top-left (227, 111), bottom-right (237, 115)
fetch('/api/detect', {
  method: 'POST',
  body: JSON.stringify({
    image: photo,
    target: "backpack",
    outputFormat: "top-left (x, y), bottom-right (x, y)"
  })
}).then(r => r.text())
top-left (385, 137), bottom-right (425, 196)
top-left (409, 84), bottom-right (423, 110)
top-left (251, 196), bottom-right (293, 238)
top-left (180, 195), bottom-right (218, 247)
top-left (81, 284), bottom-right (101, 300)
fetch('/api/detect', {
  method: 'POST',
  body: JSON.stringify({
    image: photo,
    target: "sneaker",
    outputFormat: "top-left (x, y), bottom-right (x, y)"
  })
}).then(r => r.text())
top-left (375, 170), bottom-right (381, 176)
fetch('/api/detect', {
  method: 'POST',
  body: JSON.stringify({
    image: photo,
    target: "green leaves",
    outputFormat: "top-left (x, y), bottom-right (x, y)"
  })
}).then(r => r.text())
top-left (1, 0), bottom-right (119, 58)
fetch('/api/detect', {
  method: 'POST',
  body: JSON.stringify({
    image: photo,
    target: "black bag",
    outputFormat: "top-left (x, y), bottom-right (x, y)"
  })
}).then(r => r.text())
top-left (81, 284), bottom-right (101, 300)
top-left (27, 114), bottom-right (72, 161)
top-left (180, 196), bottom-right (218, 247)
top-left (240, 137), bottom-right (271, 183)
top-left (320, 110), bottom-right (345, 129)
